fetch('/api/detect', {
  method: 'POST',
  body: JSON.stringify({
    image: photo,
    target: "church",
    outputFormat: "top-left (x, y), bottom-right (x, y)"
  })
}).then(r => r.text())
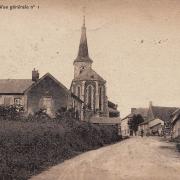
top-left (0, 16), bottom-right (119, 122)
top-left (70, 16), bottom-right (119, 121)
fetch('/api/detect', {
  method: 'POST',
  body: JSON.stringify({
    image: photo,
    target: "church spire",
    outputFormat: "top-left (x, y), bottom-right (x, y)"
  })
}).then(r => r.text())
top-left (74, 15), bottom-right (93, 64)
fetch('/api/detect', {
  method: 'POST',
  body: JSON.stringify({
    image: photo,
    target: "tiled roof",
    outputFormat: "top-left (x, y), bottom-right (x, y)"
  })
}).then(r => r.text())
top-left (121, 113), bottom-right (132, 121)
top-left (74, 68), bottom-right (105, 82)
top-left (122, 108), bottom-right (148, 121)
top-left (0, 79), bottom-right (34, 94)
top-left (171, 108), bottom-right (180, 124)
top-left (150, 106), bottom-right (178, 122)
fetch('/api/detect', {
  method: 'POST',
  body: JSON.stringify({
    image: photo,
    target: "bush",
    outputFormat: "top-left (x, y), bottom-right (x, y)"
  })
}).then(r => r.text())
top-left (0, 115), bottom-right (121, 179)
top-left (0, 105), bottom-right (25, 120)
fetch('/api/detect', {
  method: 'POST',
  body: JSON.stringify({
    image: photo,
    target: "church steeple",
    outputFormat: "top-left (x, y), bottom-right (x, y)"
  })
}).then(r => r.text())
top-left (74, 15), bottom-right (93, 64)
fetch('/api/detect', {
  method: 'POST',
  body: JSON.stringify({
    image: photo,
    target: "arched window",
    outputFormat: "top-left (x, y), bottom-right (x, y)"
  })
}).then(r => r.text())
top-left (99, 86), bottom-right (104, 111)
top-left (87, 85), bottom-right (94, 110)
top-left (76, 86), bottom-right (81, 98)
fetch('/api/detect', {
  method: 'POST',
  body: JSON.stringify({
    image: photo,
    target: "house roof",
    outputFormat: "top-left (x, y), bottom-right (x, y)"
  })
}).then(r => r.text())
top-left (73, 68), bottom-right (106, 82)
top-left (0, 73), bottom-right (70, 95)
top-left (0, 79), bottom-right (34, 94)
top-left (131, 108), bottom-right (149, 117)
top-left (121, 108), bottom-right (148, 121)
top-left (139, 117), bottom-right (164, 126)
top-left (171, 108), bottom-right (180, 124)
top-left (25, 73), bottom-right (69, 93)
top-left (121, 113), bottom-right (132, 121)
top-left (150, 106), bottom-right (178, 122)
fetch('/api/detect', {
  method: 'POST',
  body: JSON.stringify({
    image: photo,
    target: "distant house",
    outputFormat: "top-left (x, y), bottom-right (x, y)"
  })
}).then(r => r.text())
top-left (121, 102), bottom-right (178, 137)
top-left (171, 108), bottom-right (180, 139)
top-left (121, 114), bottom-right (131, 137)
top-left (139, 102), bottom-right (178, 136)
top-left (0, 69), bottom-right (83, 119)
top-left (139, 118), bottom-right (164, 136)
top-left (121, 107), bottom-right (148, 136)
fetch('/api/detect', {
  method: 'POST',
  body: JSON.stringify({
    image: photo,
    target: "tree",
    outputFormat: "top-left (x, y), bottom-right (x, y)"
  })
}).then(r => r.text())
top-left (128, 114), bottom-right (144, 136)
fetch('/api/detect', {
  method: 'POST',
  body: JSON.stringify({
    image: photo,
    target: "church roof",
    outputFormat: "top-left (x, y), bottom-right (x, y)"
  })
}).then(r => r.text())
top-left (73, 68), bottom-right (106, 82)
top-left (74, 16), bottom-right (93, 64)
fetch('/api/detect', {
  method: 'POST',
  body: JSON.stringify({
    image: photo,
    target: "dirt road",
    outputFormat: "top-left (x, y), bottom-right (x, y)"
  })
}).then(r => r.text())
top-left (30, 137), bottom-right (180, 180)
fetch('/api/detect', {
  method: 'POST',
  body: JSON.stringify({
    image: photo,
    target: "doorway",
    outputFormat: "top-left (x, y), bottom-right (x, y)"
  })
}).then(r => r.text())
top-left (42, 96), bottom-right (53, 117)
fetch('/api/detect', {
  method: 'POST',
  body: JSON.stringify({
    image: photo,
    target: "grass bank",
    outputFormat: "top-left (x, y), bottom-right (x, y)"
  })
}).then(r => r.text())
top-left (0, 117), bottom-right (121, 179)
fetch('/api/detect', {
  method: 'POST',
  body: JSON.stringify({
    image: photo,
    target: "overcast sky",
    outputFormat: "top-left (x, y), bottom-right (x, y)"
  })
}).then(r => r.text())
top-left (0, 0), bottom-right (180, 116)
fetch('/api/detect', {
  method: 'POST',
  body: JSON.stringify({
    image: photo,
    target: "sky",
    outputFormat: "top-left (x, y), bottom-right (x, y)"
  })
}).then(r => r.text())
top-left (0, 0), bottom-right (180, 116)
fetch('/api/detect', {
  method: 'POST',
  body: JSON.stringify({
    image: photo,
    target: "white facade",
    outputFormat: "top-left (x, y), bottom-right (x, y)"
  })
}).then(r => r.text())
top-left (121, 118), bottom-right (130, 137)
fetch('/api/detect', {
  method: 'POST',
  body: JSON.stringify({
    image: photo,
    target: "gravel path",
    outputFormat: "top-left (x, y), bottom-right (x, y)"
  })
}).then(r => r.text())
top-left (30, 137), bottom-right (180, 180)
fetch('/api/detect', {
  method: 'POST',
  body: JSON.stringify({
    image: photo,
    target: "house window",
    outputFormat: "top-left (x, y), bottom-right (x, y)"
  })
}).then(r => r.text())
top-left (14, 98), bottom-right (21, 105)
top-left (42, 97), bottom-right (52, 108)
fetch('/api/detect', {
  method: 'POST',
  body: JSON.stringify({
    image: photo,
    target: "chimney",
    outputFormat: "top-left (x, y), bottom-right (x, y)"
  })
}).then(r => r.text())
top-left (131, 108), bottom-right (136, 113)
top-left (32, 68), bottom-right (39, 82)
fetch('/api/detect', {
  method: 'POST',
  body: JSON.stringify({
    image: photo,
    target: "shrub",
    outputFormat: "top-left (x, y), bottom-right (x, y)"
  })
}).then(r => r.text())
top-left (0, 105), bottom-right (25, 121)
top-left (0, 115), bottom-right (121, 179)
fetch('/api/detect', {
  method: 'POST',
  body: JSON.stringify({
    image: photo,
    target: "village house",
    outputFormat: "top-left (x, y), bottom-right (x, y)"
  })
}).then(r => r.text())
top-left (138, 102), bottom-right (178, 136)
top-left (139, 118), bottom-right (164, 136)
top-left (121, 102), bottom-right (178, 137)
top-left (121, 115), bottom-right (130, 137)
top-left (0, 70), bottom-right (83, 119)
top-left (121, 107), bottom-right (148, 136)
top-left (171, 108), bottom-right (180, 139)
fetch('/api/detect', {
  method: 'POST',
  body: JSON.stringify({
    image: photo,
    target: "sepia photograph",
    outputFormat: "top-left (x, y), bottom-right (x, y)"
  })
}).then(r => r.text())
top-left (0, 0), bottom-right (180, 179)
